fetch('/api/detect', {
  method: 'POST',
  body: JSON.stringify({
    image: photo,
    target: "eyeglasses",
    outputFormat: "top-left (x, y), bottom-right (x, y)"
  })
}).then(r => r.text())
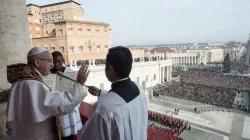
top-left (38, 58), bottom-right (53, 63)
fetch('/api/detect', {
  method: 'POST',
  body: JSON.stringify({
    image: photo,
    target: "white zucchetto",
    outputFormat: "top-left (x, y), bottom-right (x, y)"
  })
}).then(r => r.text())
top-left (27, 47), bottom-right (48, 57)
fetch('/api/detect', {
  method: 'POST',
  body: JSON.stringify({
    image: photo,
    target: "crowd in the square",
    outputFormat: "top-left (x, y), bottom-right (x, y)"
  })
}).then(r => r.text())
top-left (153, 81), bottom-right (238, 108)
top-left (180, 71), bottom-right (250, 92)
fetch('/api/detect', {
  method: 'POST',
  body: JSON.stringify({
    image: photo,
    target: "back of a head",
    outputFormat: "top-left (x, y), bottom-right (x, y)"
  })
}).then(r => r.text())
top-left (106, 46), bottom-right (133, 78)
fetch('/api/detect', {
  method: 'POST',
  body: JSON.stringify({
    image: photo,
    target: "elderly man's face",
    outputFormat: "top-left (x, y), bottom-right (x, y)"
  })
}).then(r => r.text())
top-left (36, 51), bottom-right (54, 76)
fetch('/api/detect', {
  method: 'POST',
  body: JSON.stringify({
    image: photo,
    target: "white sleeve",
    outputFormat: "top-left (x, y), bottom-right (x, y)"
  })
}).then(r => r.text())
top-left (7, 80), bottom-right (87, 123)
top-left (43, 82), bottom-right (87, 116)
top-left (77, 112), bottom-right (118, 140)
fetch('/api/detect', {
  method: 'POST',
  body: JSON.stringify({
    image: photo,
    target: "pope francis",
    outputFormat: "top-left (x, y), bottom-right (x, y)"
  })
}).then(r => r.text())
top-left (6, 47), bottom-right (89, 140)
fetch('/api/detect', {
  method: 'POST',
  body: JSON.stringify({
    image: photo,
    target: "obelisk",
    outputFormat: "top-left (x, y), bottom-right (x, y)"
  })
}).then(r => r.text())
top-left (0, 0), bottom-right (30, 89)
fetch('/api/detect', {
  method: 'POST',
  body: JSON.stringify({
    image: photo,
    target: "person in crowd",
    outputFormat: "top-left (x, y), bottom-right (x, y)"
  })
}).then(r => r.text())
top-left (51, 51), bottom-right (73, 74)
top-left (51, 51), bottom-right (83, 140)
top-left (6, 47), bottom-right (89, 140)
top-left (77, 46), bottom-right (148, 140)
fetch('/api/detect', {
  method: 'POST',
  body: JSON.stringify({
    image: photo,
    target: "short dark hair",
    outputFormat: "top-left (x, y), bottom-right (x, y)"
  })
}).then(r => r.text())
top-left (106, 46), bottom-right (133, 79)
top-left (52, 51), bottom-right (64, 62)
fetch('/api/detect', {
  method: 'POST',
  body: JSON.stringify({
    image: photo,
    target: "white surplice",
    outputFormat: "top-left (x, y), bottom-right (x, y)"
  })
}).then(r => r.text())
top-left (59, 67), bottom-right (83, 137)
top-left (77, 83), bottom-right (148, 140)
top-left (7, 79), bottom-right (87, 140)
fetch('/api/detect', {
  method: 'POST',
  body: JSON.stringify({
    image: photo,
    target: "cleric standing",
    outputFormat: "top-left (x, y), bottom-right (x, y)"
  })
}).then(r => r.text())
top-left (6, 47), bottom-right (89, 140)
top-left (77, 46), bottom-right (148, 140)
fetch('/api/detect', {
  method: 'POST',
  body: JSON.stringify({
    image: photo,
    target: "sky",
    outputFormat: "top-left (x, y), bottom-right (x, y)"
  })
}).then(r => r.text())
top-left (26, 0), bottom-right (250, 46)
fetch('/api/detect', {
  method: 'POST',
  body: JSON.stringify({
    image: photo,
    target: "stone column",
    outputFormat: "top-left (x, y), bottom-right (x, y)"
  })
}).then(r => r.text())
top-left (165, 66), bottom-right (168, 82)
top-left (169, 66), bottom-right (172, 81)
top-left (189, 57), bottom-right (191, 65)
top-left (0, 0), bottom-right (30, 89)
top-left (194, 56), bottom-right (197, 65)
top-left (162, 67), bottom-right (165, 83)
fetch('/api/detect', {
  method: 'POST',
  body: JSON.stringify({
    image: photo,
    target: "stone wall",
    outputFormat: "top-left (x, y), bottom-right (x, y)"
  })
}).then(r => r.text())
top-left (0, 0), bottom-right (30, 89)
top-left (0, 103), bottom-right (7, 139)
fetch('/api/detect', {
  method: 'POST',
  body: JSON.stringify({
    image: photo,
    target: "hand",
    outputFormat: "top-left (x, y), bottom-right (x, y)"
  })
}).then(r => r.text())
top-left (88, 86), bottom-right (101, 96)
top-left (77, 65), bottom-right (89, 85)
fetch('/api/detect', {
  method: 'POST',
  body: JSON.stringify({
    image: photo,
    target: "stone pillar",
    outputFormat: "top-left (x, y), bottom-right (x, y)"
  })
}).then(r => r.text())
top-left (169, 66), bottom-right (172, 81)
top-left (0, 0), bottom-right (30, 89)
top-left (159, 66), bottom-right (161, 83)
top-left (162, 67), bottom-right (165, 83)
top-left (191, 56), bottom-right (193, 65)
top-left (194, 56), bottom-right (197, 65)
top-left (165, 66), bottom-right (168, 82)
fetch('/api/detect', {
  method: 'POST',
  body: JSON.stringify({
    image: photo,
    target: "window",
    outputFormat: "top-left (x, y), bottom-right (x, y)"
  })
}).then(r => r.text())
top-left (36, 33), bottom-right (40, 37)
top-left (58, 13), bottom-right (62, 20)
top-left (51, 8), bottom-right (53, 11)
top-left (35, 27), bottom-right (40, 31)
top-left (97, 47), bottom-right (100, 53)
top-left (154, 74), bottom-right (156, 80)
top-left (78, 24), bottom-right (81, 28)
top-left (89, 47), bottom-right (92, 52)
top-left (45, 9), bottom-right (47, 12)
top-left (57, 7), bottom-right (60, 10)
top-left (97, 31), bottom-right (99, 36)
top-left (79, 46), bottom-right (84, 53)
top-left (44, 16), bottom-right (48, 21)
top-left (59, 30), bottom-right (63, 36)
top-left (51, 47), bottom-right (55, 52)
top-left (69, 30), bottom-right (72, 36)
top-left (79, 31), bottom-right (82, 36)
top-left (100, 83), bottom-right (104, 89)
top-left (105, 46), bottom-right (108, 52)
top-left (46, 31), bottom-right (48, 35)
top-left (51, 14), bottom-right (54, 20)
top-left (28, 17), bottom-right (31, 21)
top-left (104, 31), bottom-right (107, 36)
top-left (60, 42), bottom-right (64, 46)
top-left (87, 31), bottom-right (90, 36)
top-left (61, 47), bottom-right (64, 54)
top-left (71, 48), bottom-right (74, 54)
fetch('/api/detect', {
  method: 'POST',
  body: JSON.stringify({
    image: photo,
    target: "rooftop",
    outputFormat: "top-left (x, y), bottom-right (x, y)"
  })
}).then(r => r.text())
top-left (27, 0), bottom-right (81, 8)
top-left (53, 20), bottom-right (110, 26)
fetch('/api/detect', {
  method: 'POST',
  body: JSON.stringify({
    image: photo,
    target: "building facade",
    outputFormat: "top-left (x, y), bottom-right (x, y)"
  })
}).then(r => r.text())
top-left (169, 52), bottom-right (207, 66)
top-left (223, 46), bottom-right (245, 61)
top-left (27, 1), bottom-right (111, 65)
top-left (70, 58), bottom-right (173, 104)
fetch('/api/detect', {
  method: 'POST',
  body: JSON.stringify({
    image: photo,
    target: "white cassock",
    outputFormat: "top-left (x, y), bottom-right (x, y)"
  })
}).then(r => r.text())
top-left (7, 78), bottom-right (86, 139)
top-left (59, 67), bottom-right (83, 137)
top-left (77, 81), bottom-right (148, 140)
